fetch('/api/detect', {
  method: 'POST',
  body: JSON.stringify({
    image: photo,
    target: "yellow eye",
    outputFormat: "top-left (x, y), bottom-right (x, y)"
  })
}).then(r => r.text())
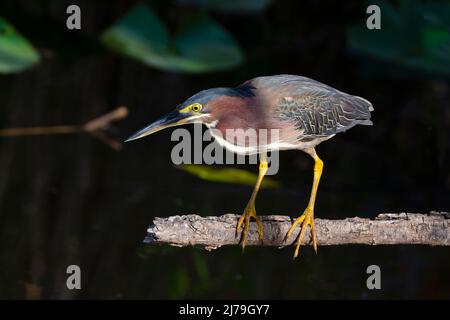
top-left (191, 103), bottom-right (202, 112)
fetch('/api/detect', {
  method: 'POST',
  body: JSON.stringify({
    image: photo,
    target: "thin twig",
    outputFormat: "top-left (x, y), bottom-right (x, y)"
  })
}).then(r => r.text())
top-left (0, 106), bottom-right (128, 150)
top-left (0, 125), bottom-right (80, 136)
top-left (82, 106), bottom-right (128, 132)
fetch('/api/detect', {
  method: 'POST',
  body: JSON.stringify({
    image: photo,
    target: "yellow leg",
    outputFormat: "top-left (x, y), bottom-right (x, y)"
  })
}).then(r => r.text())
top-left (236, 156), bottom-right (268, 251)
top-left (286, 148), bottom-right (323, 258)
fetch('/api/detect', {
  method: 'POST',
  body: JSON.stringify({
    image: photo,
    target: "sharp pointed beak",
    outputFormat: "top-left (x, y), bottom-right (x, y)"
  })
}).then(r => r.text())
top-left (125, 109), bottom-right (189, 142)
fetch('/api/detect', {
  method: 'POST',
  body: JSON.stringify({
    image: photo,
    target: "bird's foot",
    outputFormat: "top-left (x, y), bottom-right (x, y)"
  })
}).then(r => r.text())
top-left (236, 203), bottom-right (263, 251)
top-left (286, 207), bottom-right (317, 259)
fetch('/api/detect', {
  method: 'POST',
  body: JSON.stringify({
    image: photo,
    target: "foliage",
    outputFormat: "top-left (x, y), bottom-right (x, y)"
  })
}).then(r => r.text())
top-left (175, 0), bottom-right (271, 13)
top-left (0, 17), bottom-right (39, 73)
top-left (178, 164), bottom-right (279, 188)
top-left (101, 4), bottom-right (243, 73)
top-left (348, 0), bottom-right (450, 77)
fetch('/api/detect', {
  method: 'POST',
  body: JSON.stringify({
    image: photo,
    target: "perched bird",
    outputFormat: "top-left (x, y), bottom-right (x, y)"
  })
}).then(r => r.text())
top-left (126, 75), bottom-right (373, 258)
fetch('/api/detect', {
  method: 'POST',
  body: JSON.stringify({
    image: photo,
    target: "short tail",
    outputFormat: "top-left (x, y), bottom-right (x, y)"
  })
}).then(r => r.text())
top-left (352, 95), bottom-right (374, 125)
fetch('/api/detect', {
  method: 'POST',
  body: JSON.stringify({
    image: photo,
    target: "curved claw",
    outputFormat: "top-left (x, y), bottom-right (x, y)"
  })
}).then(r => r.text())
top-left (285, 207), bottom-right (316, 259)
top-left (236, 205), bottom-right (264, 251)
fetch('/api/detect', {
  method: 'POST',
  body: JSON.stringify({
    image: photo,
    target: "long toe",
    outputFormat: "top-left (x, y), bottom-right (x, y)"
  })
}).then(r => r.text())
top-left (287, 208), bottom-right (315, 259)
top-left (236, 205), bottom-right (261, 251)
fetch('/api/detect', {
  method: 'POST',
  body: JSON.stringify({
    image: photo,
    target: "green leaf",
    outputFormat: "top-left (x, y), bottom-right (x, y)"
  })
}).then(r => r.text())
top-left (177, 164), bottom-right (279, 188)
top-left (0, 17), bottom-right (40, 73)
top-left (101, 4), bottom-right (243, 73)
top-left (176, 0), bottom-right (271, 13)
top-left (172, 15), bottom-right (243, 72)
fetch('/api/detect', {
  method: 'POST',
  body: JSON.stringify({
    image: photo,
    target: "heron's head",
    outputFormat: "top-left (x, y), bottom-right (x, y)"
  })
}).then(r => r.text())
top-left (125, 85), bottom-right (255, 142)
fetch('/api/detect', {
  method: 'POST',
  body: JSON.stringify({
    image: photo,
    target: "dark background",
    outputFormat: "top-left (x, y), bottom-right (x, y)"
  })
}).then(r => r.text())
top-left (0, 0), bottom-right (449, 299)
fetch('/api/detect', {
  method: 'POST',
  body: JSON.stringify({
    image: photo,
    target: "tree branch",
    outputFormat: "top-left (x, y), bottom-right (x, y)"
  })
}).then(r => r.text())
top-left (144, 212), bottom-right (450, 250)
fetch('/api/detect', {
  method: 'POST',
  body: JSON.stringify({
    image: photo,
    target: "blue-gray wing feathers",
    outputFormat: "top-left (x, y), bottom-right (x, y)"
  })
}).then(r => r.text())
top-left (274, 88), bottom-right (373, 140)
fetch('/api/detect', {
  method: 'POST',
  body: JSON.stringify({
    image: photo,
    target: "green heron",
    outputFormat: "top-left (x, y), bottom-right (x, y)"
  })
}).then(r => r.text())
top-left (126, 75), bottom-right (373, 258)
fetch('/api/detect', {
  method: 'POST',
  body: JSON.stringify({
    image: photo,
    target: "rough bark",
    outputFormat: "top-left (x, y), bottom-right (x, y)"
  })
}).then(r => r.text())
top-left (144, 212), bottom-right (450, 250)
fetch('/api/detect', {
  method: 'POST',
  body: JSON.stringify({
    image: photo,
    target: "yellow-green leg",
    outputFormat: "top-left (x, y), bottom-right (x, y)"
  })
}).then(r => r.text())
top-left (236, 155), bottom-right (268, 251)
top-left (286, 148), bottom-right (323, 258)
